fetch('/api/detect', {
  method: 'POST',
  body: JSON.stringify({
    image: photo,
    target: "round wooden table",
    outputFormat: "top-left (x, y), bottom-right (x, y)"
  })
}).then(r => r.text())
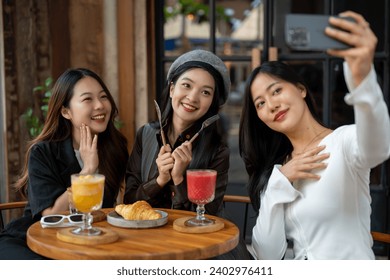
top-left (27, 208), bottom-right (239, 260)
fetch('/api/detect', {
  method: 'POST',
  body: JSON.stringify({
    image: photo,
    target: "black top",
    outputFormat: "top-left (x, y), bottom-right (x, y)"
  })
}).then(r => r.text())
top-left (1, 138), bottom-right (116, 240)
top-left (124, 122), bottom-right (229, 216)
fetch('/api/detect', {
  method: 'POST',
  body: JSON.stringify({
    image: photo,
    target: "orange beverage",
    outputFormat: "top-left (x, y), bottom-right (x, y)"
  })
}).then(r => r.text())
top-left (71, 174), bottom-right (104, 213)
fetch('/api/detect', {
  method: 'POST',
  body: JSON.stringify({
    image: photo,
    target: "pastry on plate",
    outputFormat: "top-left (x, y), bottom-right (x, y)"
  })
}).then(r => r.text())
top-left (115, 201), bottom-right (162, 220)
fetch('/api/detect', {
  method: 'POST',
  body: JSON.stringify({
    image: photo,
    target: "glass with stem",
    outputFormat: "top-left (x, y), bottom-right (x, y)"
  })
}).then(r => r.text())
top-left (185, 169), bottom-right (217, 226)
top-left (71, 174), bottom-right (105, 236)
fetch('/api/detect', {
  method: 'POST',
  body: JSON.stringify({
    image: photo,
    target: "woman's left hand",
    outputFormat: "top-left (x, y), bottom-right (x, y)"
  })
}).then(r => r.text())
top-left (79, 124), bottom-right (99, 174)
top-left (170, 141), bottom-right (192, 185)
top-left (325, 11), bottom-right (377, 86)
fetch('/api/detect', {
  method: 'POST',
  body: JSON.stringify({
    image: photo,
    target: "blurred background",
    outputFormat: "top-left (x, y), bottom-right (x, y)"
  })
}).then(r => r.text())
top-left (0, 0), bottom-right (389, 256)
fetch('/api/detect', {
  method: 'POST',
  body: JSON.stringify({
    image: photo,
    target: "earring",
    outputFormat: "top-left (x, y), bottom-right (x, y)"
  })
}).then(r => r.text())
top-left (301, 88), bottom-right (306, 98)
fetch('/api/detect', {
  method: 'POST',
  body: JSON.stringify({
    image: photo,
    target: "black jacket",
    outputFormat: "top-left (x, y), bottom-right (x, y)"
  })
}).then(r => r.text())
top-left (124, 123), bottom-right (229, 216)
top-left (1, 138), bottom-right (116, 239)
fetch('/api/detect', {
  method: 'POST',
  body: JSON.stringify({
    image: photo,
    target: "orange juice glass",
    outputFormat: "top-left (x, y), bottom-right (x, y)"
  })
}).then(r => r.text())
top-left (71, 174), bottom-right (105, 236)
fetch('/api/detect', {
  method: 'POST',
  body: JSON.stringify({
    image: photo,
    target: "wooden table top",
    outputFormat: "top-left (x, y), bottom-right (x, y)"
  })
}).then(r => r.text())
top-left (27, 208), bottom-right (239, 260)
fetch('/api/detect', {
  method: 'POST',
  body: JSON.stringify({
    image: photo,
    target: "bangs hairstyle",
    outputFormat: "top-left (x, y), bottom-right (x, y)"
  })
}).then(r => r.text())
top-left (159, 62), bottom-right (227, 173)
top-left (161, 62), bottom-right (224, 124)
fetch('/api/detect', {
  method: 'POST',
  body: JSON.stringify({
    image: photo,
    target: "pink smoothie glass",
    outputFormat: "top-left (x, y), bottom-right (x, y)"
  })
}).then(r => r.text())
top-left (185, 169), bottom-right (217, 226)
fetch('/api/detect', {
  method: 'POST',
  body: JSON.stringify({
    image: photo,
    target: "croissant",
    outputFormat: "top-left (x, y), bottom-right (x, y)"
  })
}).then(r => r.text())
top-left (115, 201), bottom-right (162, 220)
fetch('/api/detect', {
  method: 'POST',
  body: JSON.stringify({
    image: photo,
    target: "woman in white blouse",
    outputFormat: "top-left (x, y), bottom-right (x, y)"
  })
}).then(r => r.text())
top-left (239, 11), bottom-right (390, 259)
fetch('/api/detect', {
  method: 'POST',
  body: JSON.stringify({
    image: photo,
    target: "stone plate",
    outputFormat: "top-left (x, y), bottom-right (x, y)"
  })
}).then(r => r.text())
top-left (107, 210), bottom-right (168, 228)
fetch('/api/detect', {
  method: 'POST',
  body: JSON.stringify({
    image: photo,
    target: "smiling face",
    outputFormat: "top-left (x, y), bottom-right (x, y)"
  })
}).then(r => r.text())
top-left (61, 76), bottom-right (112, 145)
top-left (170, 68), bottom-right (215, 129)
top-left (250, 73), bottom-right (308, 134)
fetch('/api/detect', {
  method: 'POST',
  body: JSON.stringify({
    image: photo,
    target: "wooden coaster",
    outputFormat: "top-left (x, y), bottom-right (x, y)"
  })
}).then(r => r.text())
top-left (57, 227), bottom-right (119, 245)
top-left (91, 210), bottom-right (106, 222)
top-left (173, 217), bottom-right (224, 233)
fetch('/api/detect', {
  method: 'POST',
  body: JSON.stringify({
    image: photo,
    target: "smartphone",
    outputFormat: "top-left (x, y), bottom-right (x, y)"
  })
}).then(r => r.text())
top-left (285, 14), bottom-right (355, 51)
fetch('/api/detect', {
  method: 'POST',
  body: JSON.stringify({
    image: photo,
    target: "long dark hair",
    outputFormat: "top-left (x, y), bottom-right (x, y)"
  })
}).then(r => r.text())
top-left (15, 68), bottom-right (129, 203)
top-left (159, 63), bottom-right (226, 169)
top-left (239, 61), bottom-right (320, 211)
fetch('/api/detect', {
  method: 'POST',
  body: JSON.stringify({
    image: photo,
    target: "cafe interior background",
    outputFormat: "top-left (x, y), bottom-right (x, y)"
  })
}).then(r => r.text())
top-left (0, 0), bottom-right (389, 257)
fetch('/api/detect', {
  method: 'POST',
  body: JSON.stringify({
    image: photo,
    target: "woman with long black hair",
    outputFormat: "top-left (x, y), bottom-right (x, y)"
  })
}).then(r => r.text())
top-left (0, 68), bottom-right (128, 259)
top-left (124, 50), bottom-right (250, 259)
top-left (239, 11), bottom-right (390, 259)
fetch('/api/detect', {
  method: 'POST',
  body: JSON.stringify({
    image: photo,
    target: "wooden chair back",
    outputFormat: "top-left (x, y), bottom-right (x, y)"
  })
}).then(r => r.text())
top-left (0, 201), bottom-right (27, 231)
top-left (223, 195), bottom-right (252, 239)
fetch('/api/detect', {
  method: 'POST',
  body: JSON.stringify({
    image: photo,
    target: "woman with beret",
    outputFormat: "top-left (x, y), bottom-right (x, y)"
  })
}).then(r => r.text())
top-left (124, 50), bottom-right (250, 259)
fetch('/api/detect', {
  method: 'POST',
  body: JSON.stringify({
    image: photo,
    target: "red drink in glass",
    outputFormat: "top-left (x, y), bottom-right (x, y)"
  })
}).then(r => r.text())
top-left (185, 169), bottom-right (217, 227)
top-left (187, 170), bottom-right (216, 204)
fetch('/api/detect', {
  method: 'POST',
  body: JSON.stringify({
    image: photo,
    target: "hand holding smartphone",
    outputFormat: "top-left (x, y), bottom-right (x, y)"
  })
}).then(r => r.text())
top-left (285, 14), bottom-right (356, 51)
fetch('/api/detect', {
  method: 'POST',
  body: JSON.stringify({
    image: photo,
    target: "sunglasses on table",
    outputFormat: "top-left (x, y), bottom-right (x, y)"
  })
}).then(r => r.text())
top-left (40, 214), bottom-right (85, 228)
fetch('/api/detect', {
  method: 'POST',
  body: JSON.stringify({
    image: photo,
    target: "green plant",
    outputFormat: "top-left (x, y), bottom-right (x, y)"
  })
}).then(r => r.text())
top-left (22, 77), bottom-right (53, 138)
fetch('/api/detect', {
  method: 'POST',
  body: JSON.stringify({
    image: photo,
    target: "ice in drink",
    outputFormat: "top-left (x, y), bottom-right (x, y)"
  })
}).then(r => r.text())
top-left (71, 174), bottom-right (104, 213)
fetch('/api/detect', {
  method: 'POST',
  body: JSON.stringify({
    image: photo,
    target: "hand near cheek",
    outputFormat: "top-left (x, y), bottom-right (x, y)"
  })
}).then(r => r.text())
top-left (280, 145), bottom-right (330, 184)
top-left (156, 144), bottom-right (174, 187)
top-left (171, 141), bottom-right (192, 185)
top-left (79, 124), bottom-right (99, 174)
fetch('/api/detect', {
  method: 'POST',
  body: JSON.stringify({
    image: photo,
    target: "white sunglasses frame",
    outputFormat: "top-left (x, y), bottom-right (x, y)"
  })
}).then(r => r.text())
top-left (40, 214), bottom-right (85, 228)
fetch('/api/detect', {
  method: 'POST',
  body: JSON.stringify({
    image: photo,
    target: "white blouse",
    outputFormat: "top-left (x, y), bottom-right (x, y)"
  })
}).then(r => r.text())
top-left (251, 63), bottom-right (390, 260)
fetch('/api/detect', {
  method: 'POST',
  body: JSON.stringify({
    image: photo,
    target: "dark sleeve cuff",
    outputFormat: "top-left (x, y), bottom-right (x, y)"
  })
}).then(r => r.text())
top-left (169, 183), bottom-right (187, 208)
top-left (142, 178), bottom-right (163, 199)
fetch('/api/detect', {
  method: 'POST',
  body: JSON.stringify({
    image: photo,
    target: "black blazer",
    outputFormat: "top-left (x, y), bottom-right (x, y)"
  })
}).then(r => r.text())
top-left (27, 137), bottom-right (117, 217)
top-left (1, 138), bottom-right (80, 239)
top-left (2, 137), bottom-right (116, 239)
top-left (26, 138), bottom-right (81, 217)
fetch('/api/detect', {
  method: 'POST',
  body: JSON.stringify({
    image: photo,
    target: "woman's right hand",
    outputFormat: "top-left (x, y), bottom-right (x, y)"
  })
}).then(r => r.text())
top-left (155, 144), bottom-right (174, 187)
top-left (280, 145), bottom-right (330, 184)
